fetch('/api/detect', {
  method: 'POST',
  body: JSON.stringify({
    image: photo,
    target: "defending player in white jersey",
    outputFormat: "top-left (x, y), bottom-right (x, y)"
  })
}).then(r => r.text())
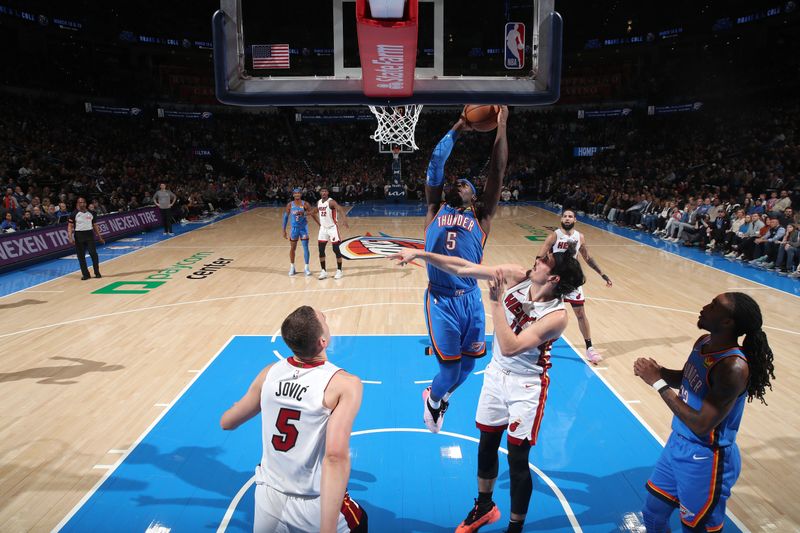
top-left (390, 244), bottom-right (585, 533)
top-left (538, 209), bottom-right (612, 364)
top-left (317, 187), bottom-right (350, 280)
top-left (220, 306), bottom-right (367, 533)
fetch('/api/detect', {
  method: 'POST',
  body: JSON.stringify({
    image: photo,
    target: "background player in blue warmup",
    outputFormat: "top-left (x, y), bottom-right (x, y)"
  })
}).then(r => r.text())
top-left (283, 187), bottom-right (320, 276)
top-left (419, 105), bottom-right (509, 433)
top-left (634, 292), bottom-right (775, 532)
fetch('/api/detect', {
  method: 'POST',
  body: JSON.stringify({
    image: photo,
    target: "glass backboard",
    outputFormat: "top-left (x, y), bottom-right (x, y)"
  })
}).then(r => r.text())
top-left (213, 0), bottom-right (562, 106)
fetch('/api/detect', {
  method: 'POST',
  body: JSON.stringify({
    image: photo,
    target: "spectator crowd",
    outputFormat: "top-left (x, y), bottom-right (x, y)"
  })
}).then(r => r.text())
top-left (2, 92), bottom-right (798, 281)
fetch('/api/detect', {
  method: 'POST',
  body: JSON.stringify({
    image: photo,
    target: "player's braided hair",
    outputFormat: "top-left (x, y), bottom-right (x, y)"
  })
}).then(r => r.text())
top-left (551, 243), bottom-right (585, 298)
top-left (728, 292), bottom-right (775, 404)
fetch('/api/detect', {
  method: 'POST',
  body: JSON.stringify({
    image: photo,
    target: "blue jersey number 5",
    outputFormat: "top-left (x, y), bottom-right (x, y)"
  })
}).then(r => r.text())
top-left (446, 231), bottom-right (457, 250)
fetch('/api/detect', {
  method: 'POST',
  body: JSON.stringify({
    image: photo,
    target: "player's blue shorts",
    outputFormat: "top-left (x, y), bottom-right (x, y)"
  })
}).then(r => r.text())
top-left (646, 432), bottom-right (741, 532)
top-left (289, 225), bottom-right (309, 241)
top-left (424, 285), bottom-right (486, 362)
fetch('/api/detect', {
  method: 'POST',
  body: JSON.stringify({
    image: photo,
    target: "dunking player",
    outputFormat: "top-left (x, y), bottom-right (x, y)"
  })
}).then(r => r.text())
top-left (391, 245), bottom-right (585, 533)
top-left (537, 209), bottom-right (612, 364)
top-left (416, 105), bottom-right (509, 433)
top-left (220, 306), bottom-right (367, 533)
top-left (283, 188), bottom-right (320, 276)
top-left (634, 293), bottom-right (775, 532)
top-left (317, 187), bottom-right (350, 280)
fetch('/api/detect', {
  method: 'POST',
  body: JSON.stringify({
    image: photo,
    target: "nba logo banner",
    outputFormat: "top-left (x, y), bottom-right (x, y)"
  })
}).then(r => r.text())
top-left (504, 22), bottom-right (525, 69)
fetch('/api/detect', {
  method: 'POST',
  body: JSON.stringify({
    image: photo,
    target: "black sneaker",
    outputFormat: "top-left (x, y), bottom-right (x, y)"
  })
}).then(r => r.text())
top-left (81, 275), bottom-right (90, 280)
top-left (455, 499), bottom-right (501, 532)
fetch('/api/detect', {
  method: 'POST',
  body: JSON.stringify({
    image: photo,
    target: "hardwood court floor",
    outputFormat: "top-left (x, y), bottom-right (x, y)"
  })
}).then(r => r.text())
top-left (0, 205), bottom-right (797, 531)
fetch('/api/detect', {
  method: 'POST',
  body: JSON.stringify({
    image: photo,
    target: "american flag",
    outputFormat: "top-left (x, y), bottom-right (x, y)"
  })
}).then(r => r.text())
top-left (252, 44), bottom-right (290, 69)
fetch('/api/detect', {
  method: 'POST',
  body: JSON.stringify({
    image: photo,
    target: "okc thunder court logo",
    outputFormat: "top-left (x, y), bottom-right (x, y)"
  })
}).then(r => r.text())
top-left (339, 233), bottom-right (423, 260)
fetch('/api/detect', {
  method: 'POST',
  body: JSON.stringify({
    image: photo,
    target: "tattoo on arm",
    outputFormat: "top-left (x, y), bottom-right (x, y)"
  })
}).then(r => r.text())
top-left (661, 359), bottom-right (747, 435)
top-left (660, 368), bottom-right (683, 389)
top-left (584, 254), bottom-right (603, 275)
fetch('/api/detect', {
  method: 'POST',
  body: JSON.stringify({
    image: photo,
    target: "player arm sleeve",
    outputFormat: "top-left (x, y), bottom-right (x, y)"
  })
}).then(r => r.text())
top-left (425, 130), bottom-right (459, 187)
top-left (282, 211), bottom-right (289, 230)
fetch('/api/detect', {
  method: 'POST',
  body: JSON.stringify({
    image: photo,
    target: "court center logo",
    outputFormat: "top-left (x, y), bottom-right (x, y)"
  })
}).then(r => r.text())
top-left (339, 234), bottom-right (423, 260)
top-left (92, 252), bottom-right (234, 294)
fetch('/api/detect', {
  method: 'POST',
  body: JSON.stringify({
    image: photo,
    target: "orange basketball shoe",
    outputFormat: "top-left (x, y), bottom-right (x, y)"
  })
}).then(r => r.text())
top-left (455, 499), bottom-right (501, 532)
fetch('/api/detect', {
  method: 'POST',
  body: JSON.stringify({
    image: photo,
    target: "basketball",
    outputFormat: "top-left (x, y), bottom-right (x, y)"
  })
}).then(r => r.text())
top-left (461, 104), bottom-right (500, 132)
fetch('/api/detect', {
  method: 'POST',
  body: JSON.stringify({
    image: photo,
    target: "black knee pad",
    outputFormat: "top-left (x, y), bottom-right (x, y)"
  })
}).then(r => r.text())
top-left (508, 442), bottom-right (533, 515)
top-left (332, 242), bottom-right (342, 259)
top-left (318, 242), bottom-right (327, 256)
top-left (477, 430), bottom-right (502, 480)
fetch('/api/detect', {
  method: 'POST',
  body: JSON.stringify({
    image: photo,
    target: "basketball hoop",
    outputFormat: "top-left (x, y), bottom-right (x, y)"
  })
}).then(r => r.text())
top-left (368, 104), bottom-right (423, 151)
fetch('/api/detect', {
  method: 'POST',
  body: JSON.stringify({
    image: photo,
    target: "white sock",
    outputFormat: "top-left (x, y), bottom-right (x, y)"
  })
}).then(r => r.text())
top-left (428, 397), bottom-right (441, 409)
top-left (442, 392), bottom-right (452, 402)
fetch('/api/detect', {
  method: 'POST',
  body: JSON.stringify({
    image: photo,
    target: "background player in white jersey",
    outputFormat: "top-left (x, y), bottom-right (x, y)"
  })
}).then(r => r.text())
top-left (538, 209), bottom-right (612, 364)
top-left (391, 245), bottom-right (585, 533)
top-left (317, 187), bottom-right (350, 280)
top-left (220, 306), bottom-right (367, 533)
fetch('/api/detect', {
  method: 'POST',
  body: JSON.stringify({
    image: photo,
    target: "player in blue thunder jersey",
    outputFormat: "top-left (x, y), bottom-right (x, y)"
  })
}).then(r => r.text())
top-left (283, 188), bottom-right (319, 276)
top-left (418, 106), bottom-right (509, 433)
top-left (634, 292), bottom-right (775, 532)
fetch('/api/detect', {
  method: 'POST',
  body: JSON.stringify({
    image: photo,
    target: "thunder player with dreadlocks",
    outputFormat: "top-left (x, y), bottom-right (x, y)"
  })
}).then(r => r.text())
top-left (418, 106), bottom-right (509, 433)
top-left (634, 292), bottom-right (775, 532)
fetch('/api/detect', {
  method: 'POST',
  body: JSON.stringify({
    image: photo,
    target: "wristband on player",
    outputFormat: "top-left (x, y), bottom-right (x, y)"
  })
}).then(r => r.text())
top-left (652, 379), bottom-right (670, 393)
top-left (601, 274), bottom-right (610, 282)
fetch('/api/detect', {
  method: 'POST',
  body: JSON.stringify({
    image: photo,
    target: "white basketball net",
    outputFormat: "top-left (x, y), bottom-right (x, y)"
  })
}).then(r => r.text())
top-left (368, 104), bottom-right (423, 151)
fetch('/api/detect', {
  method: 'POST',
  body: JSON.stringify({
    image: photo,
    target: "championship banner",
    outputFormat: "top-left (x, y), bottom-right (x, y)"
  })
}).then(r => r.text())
top-left (0, 207), bottom-right (162, 271)
top-left (339, 234), bottom-right (423, 260)
top-left (577, 108), bottom-right (632, 119)
top-left (157, 108), bottom-right (213, 119)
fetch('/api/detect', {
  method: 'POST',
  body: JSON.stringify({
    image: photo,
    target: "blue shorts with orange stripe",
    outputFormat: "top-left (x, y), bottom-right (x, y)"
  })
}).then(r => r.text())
top-left (424, 286), bottom-right (486, 362)
top-left (646, 432), bottom-right (741, 532)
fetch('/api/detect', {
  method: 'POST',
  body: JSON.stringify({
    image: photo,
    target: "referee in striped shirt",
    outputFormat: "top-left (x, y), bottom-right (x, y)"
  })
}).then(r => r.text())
top-left (67, 197), bottom-right (105, 280)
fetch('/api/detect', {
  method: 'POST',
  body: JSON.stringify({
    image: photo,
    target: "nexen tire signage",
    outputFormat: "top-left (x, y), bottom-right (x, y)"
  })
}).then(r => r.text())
top-left (92, 252), bottom-right (234, 294)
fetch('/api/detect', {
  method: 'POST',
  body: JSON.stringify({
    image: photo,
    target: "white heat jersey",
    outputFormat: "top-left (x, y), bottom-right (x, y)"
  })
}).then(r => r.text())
top-left (491, 279), bottom-right (565, 374)
top-left (317, 199), bottom-right (338, 228)
top-left (257, 357), bottom-right (341, 497)
top-left (551, 228), bottom-right (581, 256)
